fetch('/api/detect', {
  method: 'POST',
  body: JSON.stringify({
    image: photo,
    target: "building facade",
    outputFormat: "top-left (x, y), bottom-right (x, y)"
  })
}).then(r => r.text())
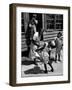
top-left (21, 13), bottom-right (63, 54)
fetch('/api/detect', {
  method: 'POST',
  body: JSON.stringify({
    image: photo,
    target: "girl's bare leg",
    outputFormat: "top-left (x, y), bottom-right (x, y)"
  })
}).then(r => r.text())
top-left (48, 62), bottom-right (54, 72)
top-left (55, 54), bottom-right (57, 63)
top-left (44, 63), bottom-right (48, 73)
top-left (58, 52), bottom-right (61, 62)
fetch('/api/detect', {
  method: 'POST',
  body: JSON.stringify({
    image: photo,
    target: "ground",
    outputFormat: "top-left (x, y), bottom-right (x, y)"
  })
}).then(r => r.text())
top-left (21, 49), bottom-right (63, 77)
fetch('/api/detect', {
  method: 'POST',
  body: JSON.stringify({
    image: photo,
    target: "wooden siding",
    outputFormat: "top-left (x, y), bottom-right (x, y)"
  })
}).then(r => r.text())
top-left (21, 30), bottom-right (63, 52)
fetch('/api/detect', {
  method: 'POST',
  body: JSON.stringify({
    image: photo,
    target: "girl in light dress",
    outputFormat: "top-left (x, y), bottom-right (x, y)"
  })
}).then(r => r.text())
top-left (29, 31), bottom-right (54, 73)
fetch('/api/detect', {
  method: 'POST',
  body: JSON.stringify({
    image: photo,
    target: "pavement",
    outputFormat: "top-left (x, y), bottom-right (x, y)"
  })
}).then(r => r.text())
top-left (21, 50), bottom-right (63, 77)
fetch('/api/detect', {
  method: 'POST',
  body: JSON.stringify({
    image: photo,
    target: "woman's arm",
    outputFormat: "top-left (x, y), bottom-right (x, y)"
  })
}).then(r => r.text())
top-left (35, 43), bottom-right (46, 52)
top-left (32, 40), bottom-right (40, 47)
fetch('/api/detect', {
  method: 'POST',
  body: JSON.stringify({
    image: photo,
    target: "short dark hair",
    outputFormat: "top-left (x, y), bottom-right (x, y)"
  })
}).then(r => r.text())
top-left (57, 32), bottom-right (62, 38)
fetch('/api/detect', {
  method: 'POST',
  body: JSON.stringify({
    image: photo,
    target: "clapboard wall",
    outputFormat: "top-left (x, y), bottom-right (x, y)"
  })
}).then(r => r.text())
top-left (21, 30), bottom-right (63, 52)
top-left (43, 30), bottom-right (63, 42)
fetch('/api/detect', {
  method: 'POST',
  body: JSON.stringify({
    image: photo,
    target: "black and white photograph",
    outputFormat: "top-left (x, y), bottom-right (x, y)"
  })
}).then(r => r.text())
top-left (21, 13), bottom-right (63, 77)
top-left (9, 4), bottom-right (70, 86)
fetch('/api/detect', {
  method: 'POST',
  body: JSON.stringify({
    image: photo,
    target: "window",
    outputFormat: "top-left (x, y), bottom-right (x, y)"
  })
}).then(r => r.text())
top-left (44, 14), bottom-right (63, 30)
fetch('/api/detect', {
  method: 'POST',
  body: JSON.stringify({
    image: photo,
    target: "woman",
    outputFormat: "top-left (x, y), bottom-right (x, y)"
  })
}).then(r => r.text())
top-left (29, 31), bottom-right (40, 63)
top-left (25, 14), bottom-right (38, 57)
